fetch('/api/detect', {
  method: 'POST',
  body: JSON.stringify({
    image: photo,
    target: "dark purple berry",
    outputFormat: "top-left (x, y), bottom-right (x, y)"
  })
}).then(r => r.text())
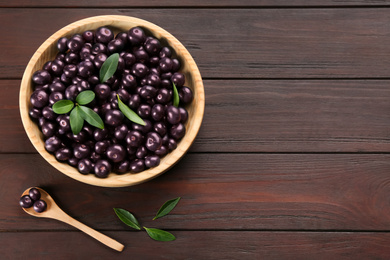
top-left (32, 70), bottom-right (52, 85)
top-left (117, 88), bottom-right (130, 103)
top-left (93, 128), bottom-right (108, 141)
top-left (77, 60), bottom-right (94, 78)
top-left (95, 140), bottom-right (110, 154)
top-left (155, 145), bottom-right (168, 157)
top-left (92, 42), bottom-right (108, 55)
top-left (57, 115), bottom-right (71, 135)
top-left (29, 107), bottom-right (42, 119)
top-left (108, 38), bottom-right (125, 54)
top-left (166, 105), bottom-right (181, 125)
top-left (82, 30), bottom-right (94, 42)
top-left (65, 52), bottom-right (79, 65)
top-left (139, 85), bottom-right (157, 100)
top-left (105, 110), bottom-right (124, 127)
top-left (65, 85), bottom-right (79, 101)
top-left (126, 130), bottom-right (144, 147)
top-left (128, 94), bottom-right (141, 110)
top-left (156, 88), bottom-right (172, 104)
top-left (133, 46), bottom-right (149, 63)
top-left (179, 86), bottom-right (193, 104)
top-left (57, 37), bottom-right (68, 53)
top-left (145, 155), bottom-right (160, 168)
top-left (114, 124), bottom-right (129, 140)
top-left (122, 52), bottom-right (136, 68)
top-left (33, 200), bottom-right (47, 213)
top-left (94, 84), bottom-right (111, 100)
top-left (171, 58), bottom-right (181, 72)
top-left (49, 82), bottom-right (66, 93)
top-left (67, 34), bottom-right (84, 52)
top-left (73, 143), bottom-right (91, 159)
top-left (78, 158), bottom-right (93, 174)
top-left (168, 138), bottom-right (177, 151)
top-left (170, 123), bottom-right (186, 140)
top-left (94, 160), bottom-right (112, 178)
top-left (93, 53), bottom-right (107, 69)
top-left (128, 27), bottom-right (146, 46)
top-left (159, 47), bottom-right (172, 58)
top-left (30, 90), bottom-right (49, 108)
top-left (137, 104), bottom-right (151, 118)
top-left (179, 107), bottom-right (188, 123)
top-left (159, 57), bottom-right (173, 73)
top-left (49, 91), bottom-right (64, 105)
top-left (116, 160), bottom-right (130, 173)
top-left (106, 144), bottom-right (126, 163)
top-left (20, 195), bottom-right (33, 208)
top-left (55, 147), bottom-right (72, 161)
top-left (29, 188), bottom-right (41, 201)
top-left (144, 38), bottom-right (162, 55)
top-left (131, 63), bottom-right (149, 78)
top-left (154, 122), bottom-right (167, 136)
top-left (151, 104), bottom-right (165, 121)
top-left (145, 132), bottom-right (162, 152)
top-left (129, 159), bottom-right (145, 173)
top-left (50, 59), bottom-right (65, 76)
top-left (136, 146), bottom-right (148, 159)
top-left (45, 136), bottom-right (61, 152)
top-left (41, 122), bottom-right (56, 137)
top-left (132, 119), bottom-right (152, 134)
top-left (77, 79), bottom-right (91, 92)
top-left (68, 157), bottom-right (79, 167)
top-left (171, 72), bottom-right (185, 87)
top-left (96, 27), bottom-right (114, 44)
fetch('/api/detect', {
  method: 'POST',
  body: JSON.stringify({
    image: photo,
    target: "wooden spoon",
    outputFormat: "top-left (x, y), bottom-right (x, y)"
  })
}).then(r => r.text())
top-left (21, 187), bottom-right (124, 252)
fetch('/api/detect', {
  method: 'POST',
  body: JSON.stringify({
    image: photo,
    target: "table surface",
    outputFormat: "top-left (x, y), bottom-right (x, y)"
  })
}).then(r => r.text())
top-left (1, 1), bottom-right (390, 259)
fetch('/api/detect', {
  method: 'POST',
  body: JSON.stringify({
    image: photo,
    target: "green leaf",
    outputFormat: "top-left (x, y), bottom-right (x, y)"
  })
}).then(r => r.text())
top-left (69, 106), bottom-right (84, 135)
top-left (100, 53), bottom-right (119, 83)
top-left (144, 227), bottom-right (176, 241)
top-left (114, 208), bottom-right (141, 230)
top-left (76, 90), bottom-right (95, 105)
top-left (117, 94), bottom-right (146, 126)
top-left (52, 100), bottom-right (74, 114)
top-left (78, 105), bottom-right (104, 129)
top-left (172, 82), bottom-right (180, 107)
top-left (153, 197), bottom-right (181, 220)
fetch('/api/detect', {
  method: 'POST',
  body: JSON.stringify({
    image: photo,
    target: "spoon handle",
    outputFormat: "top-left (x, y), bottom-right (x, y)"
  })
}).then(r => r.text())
top-left (57, 213), bottom-right (124, 252)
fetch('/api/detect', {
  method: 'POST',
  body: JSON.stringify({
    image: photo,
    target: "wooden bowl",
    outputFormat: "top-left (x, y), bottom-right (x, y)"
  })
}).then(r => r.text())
top-left (19, 15), bottom-right (205, 187)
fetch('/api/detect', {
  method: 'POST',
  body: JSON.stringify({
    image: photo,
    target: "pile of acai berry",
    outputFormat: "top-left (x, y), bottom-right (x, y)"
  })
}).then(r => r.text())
top-left (29, 26), bottom-right (193, 178)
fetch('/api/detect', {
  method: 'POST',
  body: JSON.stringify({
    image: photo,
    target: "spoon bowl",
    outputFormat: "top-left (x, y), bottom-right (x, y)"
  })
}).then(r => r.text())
top-left (21, 187), bottom-right (124, 252)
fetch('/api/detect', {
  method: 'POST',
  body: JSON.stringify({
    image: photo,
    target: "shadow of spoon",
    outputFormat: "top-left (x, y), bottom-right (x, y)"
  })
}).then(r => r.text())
top-left (21, 187), bottom-right (124, 252)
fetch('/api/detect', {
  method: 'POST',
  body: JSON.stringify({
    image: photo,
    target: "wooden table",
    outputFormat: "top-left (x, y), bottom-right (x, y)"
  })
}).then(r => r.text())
top-left (1, 1), bottom-right (390, 259)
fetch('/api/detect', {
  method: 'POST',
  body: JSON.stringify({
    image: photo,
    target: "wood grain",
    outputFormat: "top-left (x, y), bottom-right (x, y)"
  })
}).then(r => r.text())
top-left (2, 0), bottom-right (390, 7)
top-left (3, 8), bottom-right (390, 79)
top-left (4, 79), bottom-right (390, 153)
top-left (5, 154), bottom-right (390, 231)
top-left (0, 231), bottom-right (389, 259)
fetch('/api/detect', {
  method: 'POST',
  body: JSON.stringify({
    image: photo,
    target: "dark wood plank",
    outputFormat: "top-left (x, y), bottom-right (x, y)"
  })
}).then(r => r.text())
top-left (2, 0), bottom-right (390, 7)
top-left (3, 8), bottom-right (390, 79)
top-left (4, 79), bottom-right (390, 153)
top-left (0, 231), bottom-right (389, 259)
top-left (4, 154), bottom-right (390, 231)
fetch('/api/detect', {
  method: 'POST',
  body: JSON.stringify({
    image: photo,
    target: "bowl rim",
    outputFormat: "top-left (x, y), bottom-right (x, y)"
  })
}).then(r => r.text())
top-left (19, 15), bottom-right (205, 187)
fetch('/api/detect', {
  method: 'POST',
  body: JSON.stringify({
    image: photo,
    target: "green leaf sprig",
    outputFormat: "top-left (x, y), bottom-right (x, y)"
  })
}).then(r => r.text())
top-left (114, 197), bottom-right (181, 242)
top-left (117, 94), bottom-right (146, 126)
top-left (153, 197), bottom-right (181, 220)
top-left (172, 82), bottom-right (180, 107)
top-left (52, 90), bottom-right (104, 135)
top-left (100, 53), bottom-right (119, 83)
